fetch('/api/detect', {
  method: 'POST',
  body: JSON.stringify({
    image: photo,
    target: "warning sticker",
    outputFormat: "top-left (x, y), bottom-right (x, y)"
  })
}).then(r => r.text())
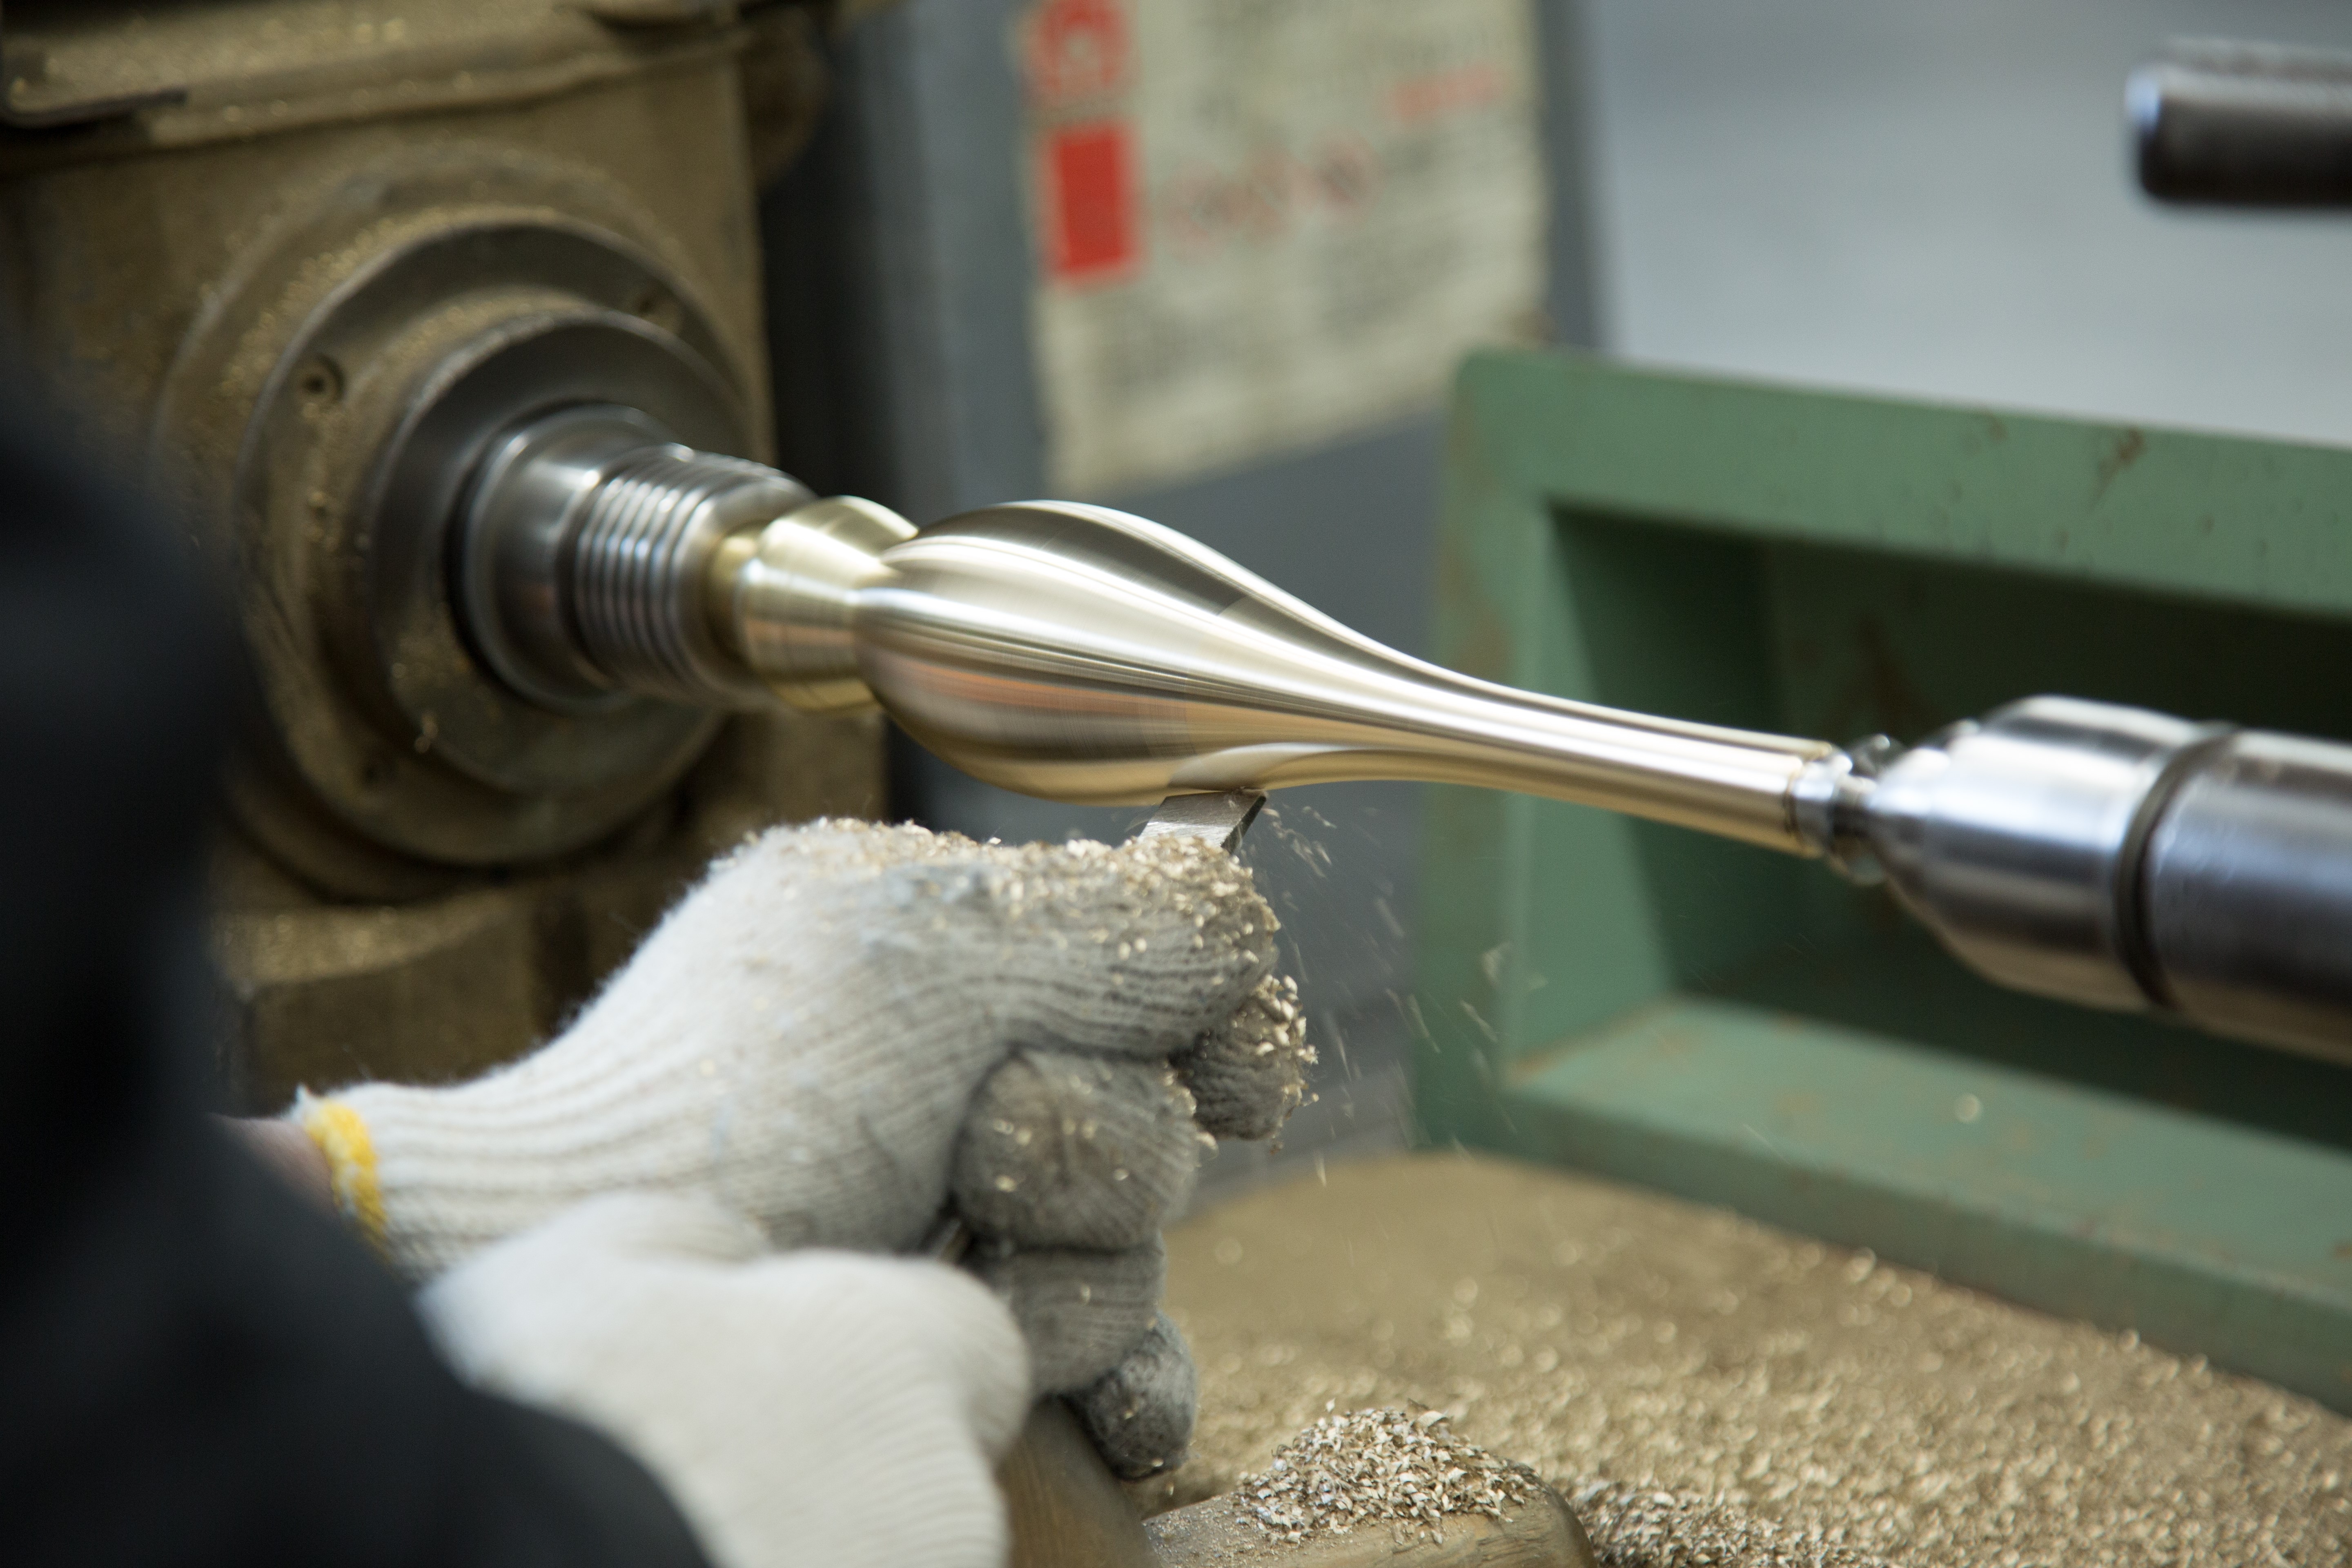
top-left (1017, 0), bottom-right (1548, 496)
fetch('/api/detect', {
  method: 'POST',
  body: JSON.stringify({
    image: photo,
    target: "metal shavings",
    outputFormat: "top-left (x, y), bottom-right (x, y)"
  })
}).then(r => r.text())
top-left (1160, 1154), bottom-right (2352, 1568)
top-left (1239, 1406), bottom-right (1535, 1544)
top-left (1571, 1481), bottom-right (1894, 1568)
top-left (717, 817), bottom-right (1281, 971)
top-left (1245, 973), bottom-right (1316, 1109)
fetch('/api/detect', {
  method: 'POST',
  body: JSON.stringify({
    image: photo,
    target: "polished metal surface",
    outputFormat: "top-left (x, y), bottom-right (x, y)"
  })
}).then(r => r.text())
top-left (1856, 697), bottom-right (2225, 1013)
top-left (1856, 699), bottom-right (2352, 1058)
top-left (459, 404), bottom-right (680, 713)
top-left (1786, 743), bottom-right (1885, 880)
top-left (564, 446), bottom-right (806, 709)
top-left (470, 486), bottom-right (1833, 850)
top-left (737, 501), bottom-right (1833, 852)
top-left (2144, 729), bottom-right (2352, 1060)
top-left (713, 494), bottom-right (918, 715)
top-left (460, 407), bottom-right (810, 711)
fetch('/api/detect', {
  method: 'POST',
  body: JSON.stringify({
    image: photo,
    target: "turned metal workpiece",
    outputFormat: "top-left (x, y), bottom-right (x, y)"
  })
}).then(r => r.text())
top-left (451, 415), bottom-right (2352, 1058)
top-left (461, 413), bottom-right (1830, 850)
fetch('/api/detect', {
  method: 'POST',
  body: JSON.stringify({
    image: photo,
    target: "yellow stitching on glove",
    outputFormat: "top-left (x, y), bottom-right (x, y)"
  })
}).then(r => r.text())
top-left (294, 1092), bottom-right (387, 1254)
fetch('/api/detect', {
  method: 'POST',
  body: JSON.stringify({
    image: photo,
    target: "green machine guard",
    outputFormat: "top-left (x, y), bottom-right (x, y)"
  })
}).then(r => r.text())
top-left (1417, 349), bottom-right (2352, 1413)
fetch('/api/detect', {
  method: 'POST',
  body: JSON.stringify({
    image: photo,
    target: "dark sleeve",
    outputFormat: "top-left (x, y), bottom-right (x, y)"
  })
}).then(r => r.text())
top-left (0, 369), bottom-right (713, 1568)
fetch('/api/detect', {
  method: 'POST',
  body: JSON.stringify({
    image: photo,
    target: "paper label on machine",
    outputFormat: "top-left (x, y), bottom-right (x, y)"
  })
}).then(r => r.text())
top-left (1018, 0), bottom-right (1549, 496)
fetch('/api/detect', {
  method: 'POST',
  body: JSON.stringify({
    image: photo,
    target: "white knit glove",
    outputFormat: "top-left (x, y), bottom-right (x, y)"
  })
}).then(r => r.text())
top-left (421, 1193), bottom-right (1031, 1568)
top-left (295, 820), bottom-right (1311, 1476)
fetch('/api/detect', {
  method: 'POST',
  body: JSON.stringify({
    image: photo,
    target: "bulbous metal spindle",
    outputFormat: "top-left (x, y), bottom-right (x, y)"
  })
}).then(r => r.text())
top-left (458, 408), bottom-right (1841, 855)
top-left (715, 496), bottom-right (1837, 854)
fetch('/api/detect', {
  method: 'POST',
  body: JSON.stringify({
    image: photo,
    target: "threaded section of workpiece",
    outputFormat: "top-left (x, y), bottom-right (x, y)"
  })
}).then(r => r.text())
top-left (567, 447), bottom-right (777, 704)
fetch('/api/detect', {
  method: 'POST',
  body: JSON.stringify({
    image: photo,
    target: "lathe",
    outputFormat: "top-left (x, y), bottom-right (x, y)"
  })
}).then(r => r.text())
top-left (7, 4), bottom-right (2352, 1096)
top-left (6, 7), bottom-right (2352, 1561)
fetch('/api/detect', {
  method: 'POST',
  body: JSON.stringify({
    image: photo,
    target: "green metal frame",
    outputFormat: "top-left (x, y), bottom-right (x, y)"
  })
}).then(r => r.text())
top-left (1417, 348), bottom-right (2352, 1412)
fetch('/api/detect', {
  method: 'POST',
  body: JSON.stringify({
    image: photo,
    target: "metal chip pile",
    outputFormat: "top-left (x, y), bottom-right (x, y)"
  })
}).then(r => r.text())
top-left (1164, 1155), bottom-right (2352, 1567)
top-left (1239, 1406), bottom-right (1535, 1543)
top-left (1570, 1481), bottom-right (1895, 1568)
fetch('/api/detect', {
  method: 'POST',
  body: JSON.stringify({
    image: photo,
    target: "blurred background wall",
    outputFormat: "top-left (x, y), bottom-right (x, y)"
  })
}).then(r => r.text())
top-left (1590, 0), bottom-right (2352, 444)
top-left (764, 0), bottom-right (2352, 1198)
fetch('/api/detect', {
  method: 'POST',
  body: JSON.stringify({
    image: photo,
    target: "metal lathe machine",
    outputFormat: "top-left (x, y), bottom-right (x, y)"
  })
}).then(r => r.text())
top-left (4, 2), bottom-right (2349, 1421)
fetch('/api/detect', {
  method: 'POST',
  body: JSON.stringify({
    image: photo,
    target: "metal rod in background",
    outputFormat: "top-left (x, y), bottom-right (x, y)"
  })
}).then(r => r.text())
top-left (2129, 38), bottom-right (2352, 206)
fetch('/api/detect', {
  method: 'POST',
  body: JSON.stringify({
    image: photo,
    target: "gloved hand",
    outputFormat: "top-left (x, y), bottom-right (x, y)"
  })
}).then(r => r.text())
top-left (421, 1193), bottom-right (1031, 1568)
top-left (294, 820), bottom-right (1312, 1476)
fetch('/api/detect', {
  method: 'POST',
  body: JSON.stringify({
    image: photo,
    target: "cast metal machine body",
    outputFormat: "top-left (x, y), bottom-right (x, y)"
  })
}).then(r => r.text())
top-left (431, 408), bottom-right (2352, 1062)
top-left (0, 0), bottom-right (882, 1105)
